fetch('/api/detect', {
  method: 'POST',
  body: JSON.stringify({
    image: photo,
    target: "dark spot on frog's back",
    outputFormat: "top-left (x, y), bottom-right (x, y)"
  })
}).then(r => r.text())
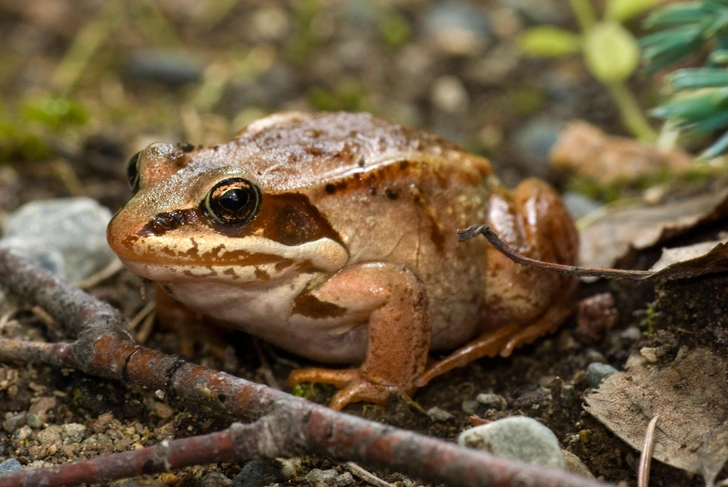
top-left (292, 293), bottom-right (347, 319)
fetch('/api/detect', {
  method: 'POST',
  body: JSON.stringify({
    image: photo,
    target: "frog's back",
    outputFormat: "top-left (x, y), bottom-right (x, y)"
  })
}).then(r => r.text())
top-left (220, 112), bottom-right (492, 190)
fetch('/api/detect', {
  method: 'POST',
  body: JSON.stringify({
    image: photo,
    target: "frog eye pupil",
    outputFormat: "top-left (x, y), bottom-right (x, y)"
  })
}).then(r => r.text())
top-left (203, 177), bottom-right (261, 225)
top-left (219, 189), bottom-right (250, 212)
top-left (127, 151), bottom-right (142, 193)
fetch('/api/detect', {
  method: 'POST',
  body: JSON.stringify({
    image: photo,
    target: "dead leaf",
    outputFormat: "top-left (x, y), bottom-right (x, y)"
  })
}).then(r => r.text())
top-left (550, 121), bottom-right (693, 184)
top-left (585, 349), bottom-right (728, 485)
top-left (579, 187), bottom-right (728, 269)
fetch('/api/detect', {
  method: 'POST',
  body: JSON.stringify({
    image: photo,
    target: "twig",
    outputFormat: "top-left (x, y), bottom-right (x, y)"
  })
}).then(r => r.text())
top-left (0, 248), bottom-right (611, 487)
top-left (345, 462), bottom-right (396, 487)
top-left (638, 416), bottom-right (659, 487)
top-left (458, 225), bottom-right (653, 280)
top-left (77, 258), bottom-right (124, 289)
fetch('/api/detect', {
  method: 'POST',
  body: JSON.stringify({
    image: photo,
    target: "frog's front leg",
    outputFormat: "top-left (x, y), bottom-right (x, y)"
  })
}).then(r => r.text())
top-left (287, 262), bottom-right (430, 410)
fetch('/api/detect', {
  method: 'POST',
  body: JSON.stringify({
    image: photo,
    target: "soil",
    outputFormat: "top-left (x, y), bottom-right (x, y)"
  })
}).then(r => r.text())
top-left (0, 1), bottom-right (724, 486)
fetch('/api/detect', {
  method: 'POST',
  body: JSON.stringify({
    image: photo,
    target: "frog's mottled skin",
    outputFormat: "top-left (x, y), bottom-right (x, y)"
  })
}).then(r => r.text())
top-left (107, 112), bottom-right (578, 409)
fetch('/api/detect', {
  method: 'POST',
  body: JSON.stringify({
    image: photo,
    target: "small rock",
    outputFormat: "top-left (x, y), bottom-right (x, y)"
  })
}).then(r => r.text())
top-left (13, 425), bottom-right (32, 442)
top-left (232, 459), bottom-right (282, 487)
top-left (476, 393), bottom-right (507, 410)
top-left (427, 406), bottom-right (455, 422)
top-left (513, 116), bottom-right (563, 171)
top-left (275, 457), bottom-right (301, 479)
top-left (0, 198), bottom-right (115, 284)
top-left (423, 2), bottom-right (491, 55)
top-left (562, 450), bottom-right (595, 479)
top-left (61, 423), bottom-right (86, 444)
top-left (431, 76), bottom-right (469, 114)
top-left (37, 426), bottom-right (62, 446)
top-left (0, 458), bottom-right (22, 474)
top-left (26, 414), bottom-right (44, 429)
top-left (126, 49), bottom-right (204, 87)
top-left (200, 471), bottom-right (233, 487)
top-left (306, 469), bottom-right (339, 487)
top-left (458, 416), bottom-right (566, 469)
top-left (562, 192), bottom-right (600, 221)
top-left (584, 350), bottom-right (607, 364)
top-left (620, 326), bottom-right (642, 342)
top-left (110, 478), bottom-right (165, 486)
top-left (91, 412), bottom-right (115, 434)
top-left (640, 347), bottom-right (660, 363)
top-left (560, 385), bottom-right (577, 407)
top-left (587, 363), bottom-right (618, 388)
top-left (152, 402), bottom-right (175, 420)
top-left (250, 7), bottom-right (290, 42)
top-left (335, 472), bottom-right (354, 487)
top-left (3, 412), bottom-right (26, 433)
top-left (461, 399), bottom-right (480, 415)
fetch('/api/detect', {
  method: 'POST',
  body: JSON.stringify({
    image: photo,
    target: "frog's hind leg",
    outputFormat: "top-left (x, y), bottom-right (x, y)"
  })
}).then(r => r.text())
top-left (415, 298), bottom-right (573, 387)
top-left (416, 178), bottom-right (579, 387)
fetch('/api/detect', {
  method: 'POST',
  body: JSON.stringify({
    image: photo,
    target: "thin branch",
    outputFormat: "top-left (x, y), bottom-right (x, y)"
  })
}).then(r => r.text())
top-left (638, 416), bottom-right (659, 487)
top-left (458, 225), bottom-right (653, 280)
top-left (0, 248), bottom-right (611, 487)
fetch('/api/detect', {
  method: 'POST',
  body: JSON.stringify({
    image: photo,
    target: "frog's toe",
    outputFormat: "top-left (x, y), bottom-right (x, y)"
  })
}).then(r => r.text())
top-left (287, 367), bottom-right (360, 389)
top-left (329, 379), bottom-right (398, 410)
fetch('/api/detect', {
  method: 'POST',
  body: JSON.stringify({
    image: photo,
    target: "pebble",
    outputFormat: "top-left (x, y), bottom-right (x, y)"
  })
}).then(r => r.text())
top-left (232, 459), bottom-right (282, 487)
top-left (461, 399), bottom-right (480, 415)
top-left (620, 326), bottom-right (642, 342)
top-left (640, 347), bottom-right (660, 363)
top-left (561, 192), bottom-right (601, 221)
top-left (0, 458), bottom-right (22, 474)
top-left (476, 393), bottom-right (507, 410)
top-left (37, 426), bottom-right (61, 446)
top-left (427, 406), bottom-right (455, 422)
top-left (458, 416), bottom-right (566, 469)
top-left (587, 363), bottom-right (618, 388)
top-left (423, 2), bottom-right (491, 55)
top-left (335, 472), bottom-right (355, 487)
top-left (13, 425), bottom-right (32, 442)
top-left (512, 116), bottom-right (563, 172)
top-left (3, 412), bottom-right (26, 433)
top-left (200, 471), bottom-right (233, 487)
top-left (250, 7), bottom-right (290, 42)
top-left (275, 457), bottom-right (300, 479)
top-left (61, 423), bottom-right (86, 444)
top-left (126, 49), bottom-right (203, 86)
top-left (0, 198), bottom-right (115, 284)
top-left (431, 75), bottom-right (469, 114)
top-left (306, 468), bottom-right (339, 487)
top-left (562, 450), bottom-right (595, 479)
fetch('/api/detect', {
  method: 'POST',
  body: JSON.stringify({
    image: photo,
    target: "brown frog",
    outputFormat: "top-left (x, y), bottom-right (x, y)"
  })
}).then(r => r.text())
top-left (107, 112), bottom-right (578, 410)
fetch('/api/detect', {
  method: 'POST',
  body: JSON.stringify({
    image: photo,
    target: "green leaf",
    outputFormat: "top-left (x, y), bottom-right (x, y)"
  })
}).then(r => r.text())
top-left (643, 3), bottom-right (706, 28)
top-left (652, 89), bottom-right (728, 120)
top-left (690, 109), bottom-right (728, 134)
top-left (606, 0), bottom-right (663, 22)
top-left (700, 130), bottom-right (728, 158)
top-left (517, 27), bottom-right (582, 57)
top-left (710, 49), bottom-right (728, 62)
top-left (583, 21), bottom-right (640, 82)
top-left (669, 68), bottom-right (728, 89)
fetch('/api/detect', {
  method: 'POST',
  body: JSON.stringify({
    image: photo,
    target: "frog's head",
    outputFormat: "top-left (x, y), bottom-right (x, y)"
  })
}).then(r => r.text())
top-left (107, 142), bottom-right (348, 284)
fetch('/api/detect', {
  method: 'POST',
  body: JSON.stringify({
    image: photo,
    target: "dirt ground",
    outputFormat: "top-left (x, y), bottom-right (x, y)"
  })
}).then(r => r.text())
top-left (0, 1), bottom-right (724, 486)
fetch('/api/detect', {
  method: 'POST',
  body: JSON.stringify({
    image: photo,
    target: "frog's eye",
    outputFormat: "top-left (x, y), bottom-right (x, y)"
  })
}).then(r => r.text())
top-left (126, 151), bottom-right (142, 193)
top-left (203, 177), bottom-right (261, 225)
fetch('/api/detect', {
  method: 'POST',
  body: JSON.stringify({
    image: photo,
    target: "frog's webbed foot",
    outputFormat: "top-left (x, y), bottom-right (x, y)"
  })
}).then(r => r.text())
top-left (288, 368), bottom-right (412, 410)
top-left (415, 300), bottom-right (573, 388)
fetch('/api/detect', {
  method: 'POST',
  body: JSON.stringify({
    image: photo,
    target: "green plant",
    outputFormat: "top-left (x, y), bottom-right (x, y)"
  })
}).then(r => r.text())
top-left (518, 0), bottom-right (659, 142)
top-left (642, 0), bottom-right (728, 158)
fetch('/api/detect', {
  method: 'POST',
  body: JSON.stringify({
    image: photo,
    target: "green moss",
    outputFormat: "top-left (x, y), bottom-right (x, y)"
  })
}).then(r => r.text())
top-left (380, 12), bottom-right (411, 49)
top-left (308, 81), bottom-right (369, 112)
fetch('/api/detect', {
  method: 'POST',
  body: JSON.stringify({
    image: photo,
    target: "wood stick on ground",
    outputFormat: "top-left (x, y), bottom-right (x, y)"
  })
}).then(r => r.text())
top-left (0, 248), bottom-right (611, 487)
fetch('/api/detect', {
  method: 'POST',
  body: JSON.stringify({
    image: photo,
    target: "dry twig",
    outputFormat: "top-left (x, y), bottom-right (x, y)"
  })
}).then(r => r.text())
top-left (638, 416), bottom-right (659, 487)
top-left (0, 248), bottom-right (610, 487)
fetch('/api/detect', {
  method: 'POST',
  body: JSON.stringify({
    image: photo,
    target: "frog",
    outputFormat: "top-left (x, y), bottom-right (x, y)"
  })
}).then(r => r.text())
top-left (107, 111), bottom-right (578, 410)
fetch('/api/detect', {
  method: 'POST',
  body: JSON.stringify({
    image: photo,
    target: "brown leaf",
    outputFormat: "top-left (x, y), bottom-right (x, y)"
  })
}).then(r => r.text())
top-left (550, 121), bottom-right (692, 184)
top-left (579, 187), bottom-right (728, 269)
top-left (584, 349), bottom-right (728, 485)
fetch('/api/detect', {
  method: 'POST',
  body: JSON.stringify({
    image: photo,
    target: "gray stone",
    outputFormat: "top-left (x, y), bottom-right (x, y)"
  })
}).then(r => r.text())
top-left (335, 472), bottom-right (354, 487)
top-left (458, 417), bottom-right (566, 469)
top-left (562, 450), bottom-right (595, 479)
top-left (0, 458), bottom-right (22, 474)
top-left (476, 393), bottom-right (507, 410)
top-left (423, 2), bottom-right (491, 55)
top-left (512, 117), bottom-right (563, 170)
top-left (61, 423), bottom-right (87, 444)
top-left (562, 192), bottom-right (601, 221)
top-left (306, 469), bottom-right (338, 486)
top-left (461, 399), bottom-right (480, 415)
top-left (3, 412), bottom-right (26, 433)
top-left (126, 49), bottom-right (203, 86)
top-left (427, 406), bottom-right (455, 422)
top-left (232, 459), bottom-right (282, 487)
top-left (587, 362), bottom-right (618, 388)
top-left (1, 198), bottom-right (115, 284)
top-left (620, 326), bottom-right (641, 342)
top-left (200, 471), bottom-right (233, 487)
top-left (25, 414), bottom-right (43, 429)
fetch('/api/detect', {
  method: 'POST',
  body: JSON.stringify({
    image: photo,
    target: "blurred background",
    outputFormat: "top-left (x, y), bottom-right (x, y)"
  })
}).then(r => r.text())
top-left (0, 0), bottom-right (625, 213)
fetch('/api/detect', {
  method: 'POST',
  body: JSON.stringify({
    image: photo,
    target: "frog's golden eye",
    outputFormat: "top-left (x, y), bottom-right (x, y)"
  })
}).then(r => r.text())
top-left (126, 151), bottom-right (142, 193)
top-left (203, 177), bottom-right (261, 225)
